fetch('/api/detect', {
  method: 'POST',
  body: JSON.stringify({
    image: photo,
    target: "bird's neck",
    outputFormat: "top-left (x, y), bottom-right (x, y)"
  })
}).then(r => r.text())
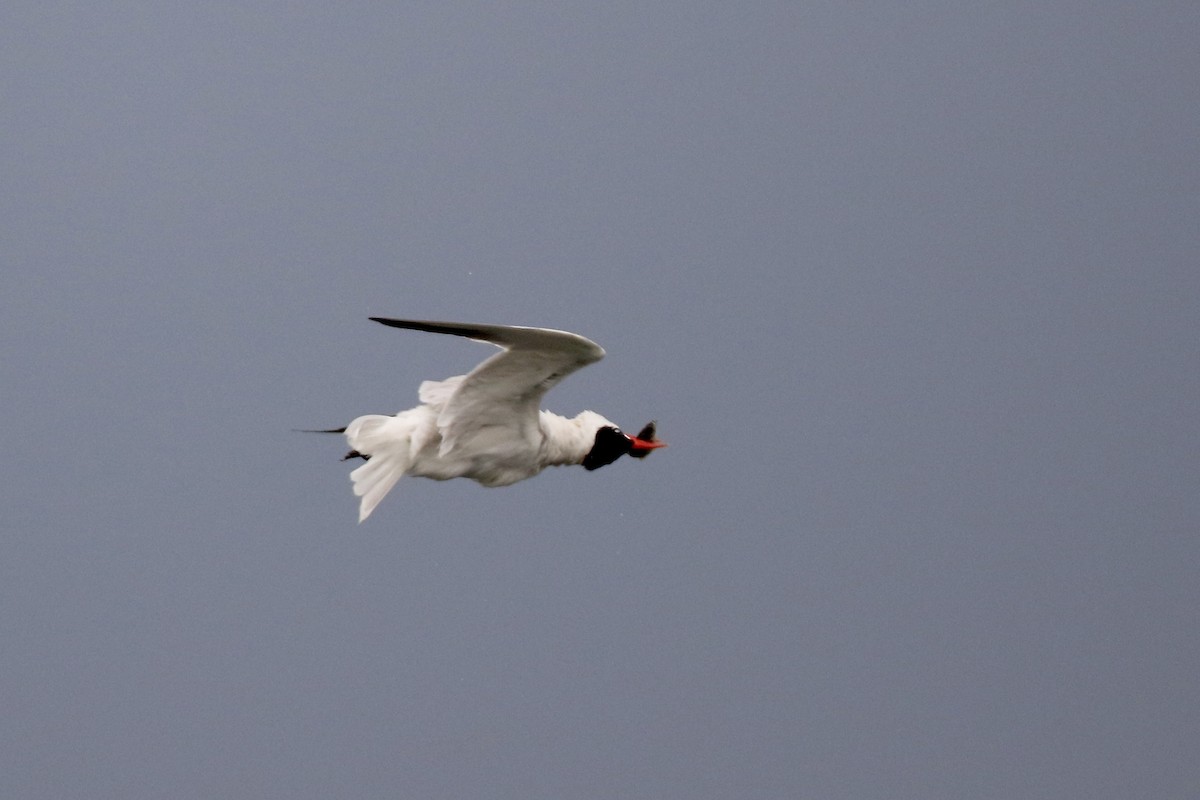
top-left (538, 410), bottom-right (604, 467)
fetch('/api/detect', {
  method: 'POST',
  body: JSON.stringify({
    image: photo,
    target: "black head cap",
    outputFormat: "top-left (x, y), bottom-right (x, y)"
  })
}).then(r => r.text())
top-left (582, 426), bottom-right (632, 471)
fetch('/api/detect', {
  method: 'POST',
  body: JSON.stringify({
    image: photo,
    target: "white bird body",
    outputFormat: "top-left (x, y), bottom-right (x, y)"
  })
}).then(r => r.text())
top-left (321, 318), bottom-right (665, 522)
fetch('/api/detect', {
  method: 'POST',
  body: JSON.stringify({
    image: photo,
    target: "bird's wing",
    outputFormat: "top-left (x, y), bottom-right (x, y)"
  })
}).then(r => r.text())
top-left (370, 318), bottom-right (605, 455)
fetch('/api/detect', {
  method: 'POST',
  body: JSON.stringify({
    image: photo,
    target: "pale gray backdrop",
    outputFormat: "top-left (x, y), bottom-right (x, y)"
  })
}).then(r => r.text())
top-left (3, 3), bottom-right (1198, 798)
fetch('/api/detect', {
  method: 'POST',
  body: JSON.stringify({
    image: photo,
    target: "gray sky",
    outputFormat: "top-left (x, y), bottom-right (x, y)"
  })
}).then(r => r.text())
top-left (3, 3), bottom-right (1198, 798)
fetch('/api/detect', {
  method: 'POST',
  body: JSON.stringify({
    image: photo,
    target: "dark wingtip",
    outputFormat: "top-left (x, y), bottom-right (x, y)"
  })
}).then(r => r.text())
top-left (370, 316), bottom-right (416, 327)
top-left (369, 316), bottom-right (404, 328)
top-left (629, 420), bottom-right (659, 459)
top-left (294, 426), bottom-right (348, 434)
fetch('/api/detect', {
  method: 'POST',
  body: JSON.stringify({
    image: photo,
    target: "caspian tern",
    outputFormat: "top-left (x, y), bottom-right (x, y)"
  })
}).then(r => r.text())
top-left (313, 317), bottom-right (666, 522)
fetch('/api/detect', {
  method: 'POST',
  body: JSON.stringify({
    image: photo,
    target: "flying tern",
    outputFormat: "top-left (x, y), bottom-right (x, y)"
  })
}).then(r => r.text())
top-left (312, 317), bottom-right (666, 521)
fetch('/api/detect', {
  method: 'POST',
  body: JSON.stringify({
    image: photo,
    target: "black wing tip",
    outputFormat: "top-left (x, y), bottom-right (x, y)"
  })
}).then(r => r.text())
top-left (293, 426), bottom-right (347, 434)
top-left (369, 317), bottom-right (483, 337)
top-left (369, 316), bottom-right (414, 327)
top-left (369, 316), bottom-right (442, 326)
top-left (368, 316), bottom-right (402, 327)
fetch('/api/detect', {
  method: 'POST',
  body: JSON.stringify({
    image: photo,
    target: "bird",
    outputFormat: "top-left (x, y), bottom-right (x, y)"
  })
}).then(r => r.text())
top-left (310, 317), bottom-right (666, 522)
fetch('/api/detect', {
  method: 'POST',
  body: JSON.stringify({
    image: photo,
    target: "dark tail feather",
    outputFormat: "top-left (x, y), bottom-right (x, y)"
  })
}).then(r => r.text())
top-left (294, 426), bottom-right (368, 461)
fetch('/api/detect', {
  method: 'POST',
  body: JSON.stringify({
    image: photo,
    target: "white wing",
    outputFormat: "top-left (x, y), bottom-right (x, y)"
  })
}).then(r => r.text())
top-left (370, 318), bottom-right (605, 455)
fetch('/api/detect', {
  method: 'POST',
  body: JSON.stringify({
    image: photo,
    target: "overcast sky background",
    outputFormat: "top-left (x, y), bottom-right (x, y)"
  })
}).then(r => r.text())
top-left (3, 3), bottom-right (1198, 798)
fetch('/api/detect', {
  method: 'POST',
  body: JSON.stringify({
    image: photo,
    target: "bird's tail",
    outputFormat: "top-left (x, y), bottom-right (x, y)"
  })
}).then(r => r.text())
top-left (344, 415), bottom-right (413, 522)
top-left (295, 425), bottom-right (366, 461)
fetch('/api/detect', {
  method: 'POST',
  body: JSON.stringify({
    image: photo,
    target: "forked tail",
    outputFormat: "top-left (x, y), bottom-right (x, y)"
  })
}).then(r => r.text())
top-left (295, 426), bottom-right (365, 461)
top-left (343, 415), bottom-right (413, 522)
